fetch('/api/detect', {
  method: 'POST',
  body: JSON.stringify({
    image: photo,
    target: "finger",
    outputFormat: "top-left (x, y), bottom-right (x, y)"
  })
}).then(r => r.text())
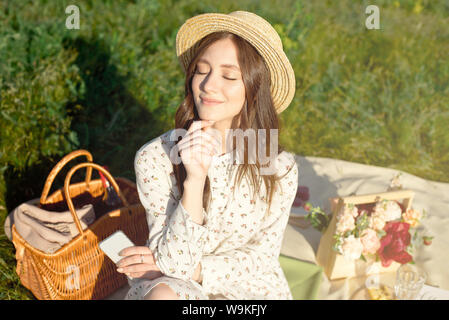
top-left (118, 246), bottom-right (153, 257)
top-left (118, 263), bottom-right (159, 274)
top-left (117, 254), bottom-right (155, 268)
top-left (180, 146), bottom-right (213, 165)
top-left (178, 141), bottom-right (216, 157)
top-left (178, 136), bottom-right (219, 155)
top-left (179, 129), bottom-right (220, 150)
top-left (187, 120), bottom-right (215, 134)
top-left (179, 144), bottom-right (216, 162)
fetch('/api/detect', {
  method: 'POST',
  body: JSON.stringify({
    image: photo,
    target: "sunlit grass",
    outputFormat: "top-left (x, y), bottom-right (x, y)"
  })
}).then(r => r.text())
top-left (1, 0), bottom-right (448, 299)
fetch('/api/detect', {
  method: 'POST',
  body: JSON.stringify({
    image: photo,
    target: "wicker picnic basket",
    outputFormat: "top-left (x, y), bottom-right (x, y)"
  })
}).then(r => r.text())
top-left (11, 150), bottom-right (149, 300)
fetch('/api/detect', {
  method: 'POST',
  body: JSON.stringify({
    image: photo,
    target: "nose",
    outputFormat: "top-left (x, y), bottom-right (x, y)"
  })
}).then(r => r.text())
top-left (201, 71), bottom-right (220, 93)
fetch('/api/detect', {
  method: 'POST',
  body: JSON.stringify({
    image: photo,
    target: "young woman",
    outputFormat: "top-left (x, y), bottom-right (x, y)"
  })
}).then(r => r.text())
top-left (118, 11), bottom-right (298, 300)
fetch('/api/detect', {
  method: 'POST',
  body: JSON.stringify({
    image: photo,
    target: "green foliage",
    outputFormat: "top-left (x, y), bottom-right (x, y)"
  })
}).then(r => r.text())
top-left (304, 202), bottom-right (331, 232)
top-left (280, 0), bottom-right (449, 183)
top-left (332, 233), bottom-right (343, 252)
top-left (0, 235), bottom-right (34, 299)
top-left (354, 211), bottom-right (370, 237)
top-left (377, 229), bottom-right (387, 239)
top-left (0, 49), bottom-right (83, 167)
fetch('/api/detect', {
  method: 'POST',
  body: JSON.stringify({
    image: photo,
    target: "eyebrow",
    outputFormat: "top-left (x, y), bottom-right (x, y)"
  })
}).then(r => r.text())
top-left (197, 58), bottom-right (240, 71)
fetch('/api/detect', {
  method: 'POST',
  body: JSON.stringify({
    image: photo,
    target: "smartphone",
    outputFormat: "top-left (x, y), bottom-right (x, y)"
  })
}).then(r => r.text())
top-left (99, 230), bottom-right (135, 264)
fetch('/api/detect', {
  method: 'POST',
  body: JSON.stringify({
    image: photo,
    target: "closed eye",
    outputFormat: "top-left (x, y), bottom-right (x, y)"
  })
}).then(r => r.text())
top-left (195, 71), bottom-right (237, 80)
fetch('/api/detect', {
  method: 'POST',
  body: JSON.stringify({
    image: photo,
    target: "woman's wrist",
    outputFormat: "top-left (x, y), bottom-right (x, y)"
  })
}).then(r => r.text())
top-left (181, 176), bottom-right (206, 225)
top-left (184, 175), bottom-right (207, 188)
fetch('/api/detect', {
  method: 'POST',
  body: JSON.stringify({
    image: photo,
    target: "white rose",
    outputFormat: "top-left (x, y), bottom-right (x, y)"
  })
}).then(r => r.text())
top-left (369, 214), bottom-right (386, 231)
top-left (336, 212), bottom-right (355, 234)
top-left (340, 235), bottom-right (364, 261)
top-left (372, 202), bottom-right (386, 217)
top-left (338, 204), bottom-right (359, 218)
top-left (375, 200), bottom-right (402, 222)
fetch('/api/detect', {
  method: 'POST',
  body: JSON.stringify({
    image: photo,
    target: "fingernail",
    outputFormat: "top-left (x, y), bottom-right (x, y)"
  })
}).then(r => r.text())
top-left (117, 268), bottom-right (123, 272)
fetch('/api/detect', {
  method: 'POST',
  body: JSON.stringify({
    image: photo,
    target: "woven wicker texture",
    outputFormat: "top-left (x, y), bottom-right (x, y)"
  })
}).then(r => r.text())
top-left (11, 150), bottom-right (148, 300)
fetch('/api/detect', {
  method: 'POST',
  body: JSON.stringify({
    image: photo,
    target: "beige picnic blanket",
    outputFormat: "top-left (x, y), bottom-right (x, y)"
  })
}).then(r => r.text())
top-left (106, 155), bottom-right (448, 300)
top-left (280, 155), bottom-right (449, 299)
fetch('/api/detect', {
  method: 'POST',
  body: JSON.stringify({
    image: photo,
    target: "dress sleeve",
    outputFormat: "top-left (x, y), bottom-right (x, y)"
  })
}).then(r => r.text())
top-left (200, 153), bottom-right (298, 297)
top-left (134, 145), bottom-right (208, 281)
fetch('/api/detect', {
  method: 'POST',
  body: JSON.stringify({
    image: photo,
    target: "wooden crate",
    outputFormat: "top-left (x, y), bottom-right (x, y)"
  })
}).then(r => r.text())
top-left (316, 190), bottom-right (415, 280)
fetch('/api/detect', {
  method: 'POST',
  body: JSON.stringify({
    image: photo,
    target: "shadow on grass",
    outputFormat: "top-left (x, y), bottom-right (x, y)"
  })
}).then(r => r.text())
top-left (1, 34), bottom-right (166, 300)
top-left (62, 35), bottom-right (166, 179)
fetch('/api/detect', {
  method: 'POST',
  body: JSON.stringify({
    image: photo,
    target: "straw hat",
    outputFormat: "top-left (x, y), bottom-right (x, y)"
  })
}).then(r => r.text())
top-left (176, 11), bottom-right (296, 114)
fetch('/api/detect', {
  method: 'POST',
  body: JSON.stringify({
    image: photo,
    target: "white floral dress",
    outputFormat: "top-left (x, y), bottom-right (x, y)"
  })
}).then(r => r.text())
top-left (125, 129), bottom-right (298, 300)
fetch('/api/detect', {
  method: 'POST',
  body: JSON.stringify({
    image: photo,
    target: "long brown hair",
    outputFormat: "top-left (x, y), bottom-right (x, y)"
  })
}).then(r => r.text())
top-left (173, 31), bottom-right (286, 214)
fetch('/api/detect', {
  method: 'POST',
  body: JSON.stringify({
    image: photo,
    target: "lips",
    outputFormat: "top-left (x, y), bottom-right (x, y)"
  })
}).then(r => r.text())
top-left (200, 97), bottom-right (224, 105)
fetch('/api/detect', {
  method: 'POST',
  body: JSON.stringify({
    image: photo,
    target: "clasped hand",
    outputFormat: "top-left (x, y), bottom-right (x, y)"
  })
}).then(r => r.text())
top-left (116, 246), bottom-right (163, 280)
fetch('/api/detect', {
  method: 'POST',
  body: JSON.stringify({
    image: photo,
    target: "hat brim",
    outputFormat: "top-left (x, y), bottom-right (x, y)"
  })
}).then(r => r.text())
top-left (176, 13), bottom-right (296, 114)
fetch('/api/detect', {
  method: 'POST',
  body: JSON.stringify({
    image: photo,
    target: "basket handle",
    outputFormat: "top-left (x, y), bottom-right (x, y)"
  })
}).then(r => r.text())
top-left (40, 150), bottom-right (94, 204)
top-left (64, 162), bottom-right (130, 236)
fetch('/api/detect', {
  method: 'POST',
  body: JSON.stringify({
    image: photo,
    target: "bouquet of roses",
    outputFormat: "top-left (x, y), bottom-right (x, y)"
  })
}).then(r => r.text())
top-left (294, 176), bottom-right (432, 268)
top-left (332, 200), bottom-right (432, 267)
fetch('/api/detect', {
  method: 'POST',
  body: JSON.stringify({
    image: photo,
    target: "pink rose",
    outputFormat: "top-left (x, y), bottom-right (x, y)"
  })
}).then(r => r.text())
top-left (360, 228), bottom-right (381, 255)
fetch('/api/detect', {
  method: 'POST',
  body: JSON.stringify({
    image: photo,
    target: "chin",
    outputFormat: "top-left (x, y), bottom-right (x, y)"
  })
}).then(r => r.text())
top-left (197, 110), bottom-right (218, 121)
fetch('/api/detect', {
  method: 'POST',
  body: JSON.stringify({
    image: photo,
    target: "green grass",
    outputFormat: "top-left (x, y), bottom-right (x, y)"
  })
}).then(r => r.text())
top-left (280, 0), bottom-right (449, 181)
top-left (1, 0), bottom-right (448, 299)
